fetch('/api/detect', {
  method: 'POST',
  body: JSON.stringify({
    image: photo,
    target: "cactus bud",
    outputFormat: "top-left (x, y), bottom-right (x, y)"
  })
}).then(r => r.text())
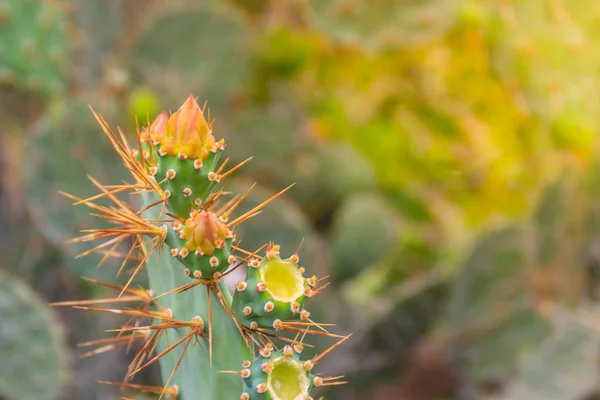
top-left (140, 96), bottom-right (226, 218)
top-left (169, 210), bottom-right (233, 280)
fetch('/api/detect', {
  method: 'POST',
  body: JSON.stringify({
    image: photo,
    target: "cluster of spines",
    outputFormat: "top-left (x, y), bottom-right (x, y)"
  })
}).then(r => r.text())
top-left (54, 96), bottom-right (348, 400)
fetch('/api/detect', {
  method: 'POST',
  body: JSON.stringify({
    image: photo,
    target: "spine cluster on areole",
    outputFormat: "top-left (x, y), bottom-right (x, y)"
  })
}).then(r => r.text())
top-left (53, 95), bottom-right (350, 400)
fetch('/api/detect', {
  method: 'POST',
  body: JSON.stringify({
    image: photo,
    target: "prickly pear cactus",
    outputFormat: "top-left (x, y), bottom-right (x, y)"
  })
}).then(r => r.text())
top-left (0, 0), bottom-right (70, 98)
top-left (0, 270), bottom-right (68, 400)
top-left (56, 96), bottom-right (349, 400)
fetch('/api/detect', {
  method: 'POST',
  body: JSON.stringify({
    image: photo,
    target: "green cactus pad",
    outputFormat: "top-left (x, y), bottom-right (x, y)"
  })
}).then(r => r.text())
top-left (232, 247), bottom-right (314, 330)
top-left (0, 0), bottom-right (70, 98)
top-left (240, 345), bottom-right (315, 400)
top-left (165, 210), bottom-right (234, 280)
top-left (154, 149), bottom-right (223, 218)
top-left (0, 270), bottom-right (68, 400)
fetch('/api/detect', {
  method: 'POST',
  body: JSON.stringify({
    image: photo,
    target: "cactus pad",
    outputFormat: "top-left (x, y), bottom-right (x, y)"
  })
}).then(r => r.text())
top-left (0, 270), bottom-right (68, 400)
top-left (232, 245), bottom-right (315, 330)
top-left (240, 344), bottom-right (315, 400)
top-left (0, 0), bottom-right (70, 98)
top-left (141, 96), bottom-right (225, 218)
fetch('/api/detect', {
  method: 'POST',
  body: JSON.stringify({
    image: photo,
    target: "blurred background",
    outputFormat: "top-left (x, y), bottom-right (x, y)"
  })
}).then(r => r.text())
top-left (3, 0), bottom-right (600, 399)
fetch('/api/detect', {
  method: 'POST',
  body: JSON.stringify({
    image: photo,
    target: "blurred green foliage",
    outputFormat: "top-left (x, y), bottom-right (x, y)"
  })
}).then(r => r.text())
top-left (0, 270), bottom-right (68, 400)
top-left (0, 0), bottom-right (70, 99)
top-left (4, 0), bottom-right (600, 399)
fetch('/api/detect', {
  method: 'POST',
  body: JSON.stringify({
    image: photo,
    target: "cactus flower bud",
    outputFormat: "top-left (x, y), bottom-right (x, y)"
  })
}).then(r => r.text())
top-left (182, 211), bottom-right (229, 256)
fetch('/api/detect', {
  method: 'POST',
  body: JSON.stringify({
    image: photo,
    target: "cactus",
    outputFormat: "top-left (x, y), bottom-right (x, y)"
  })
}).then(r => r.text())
top-left (0, 269), bottom-right (68, 400)
top-left (0, 0), bottom-right (70, 98)
top-left (443, 226), bottom-right (550, 383)
top-left (54, 96), bottom-right (349, 400)
top-left (500, 308), bottom-right (600, 400)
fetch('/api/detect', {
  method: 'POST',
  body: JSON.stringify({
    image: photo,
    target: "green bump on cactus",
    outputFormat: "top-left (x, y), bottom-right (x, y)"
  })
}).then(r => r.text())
top-left (0, 270), bottom-right (68, 400)
top-left (232, 245), bottom-right (315, 330)
top-left (168, 209), bottom-right (234, 280)
top-left (240, 345), bottom-right (314, 400)
top-left (140, 96), bottom-right (227, 219)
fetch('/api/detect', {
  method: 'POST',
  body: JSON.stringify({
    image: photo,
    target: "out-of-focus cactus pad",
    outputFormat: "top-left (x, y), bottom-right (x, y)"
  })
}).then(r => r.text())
top-left (330, 193), bottom-right (400, 282)
top-left (0, 270), bottom-right (68, 400)
top-left (131, 3), bottom-right (251, 114)
top-left (25, 100), bottom-right (128, 279)
top-left (500, 309), bottom-right (600, 400)
top-left (444, 226), bottom-right (550, 382)
top-left (0, 0), bottom-right (70, 98)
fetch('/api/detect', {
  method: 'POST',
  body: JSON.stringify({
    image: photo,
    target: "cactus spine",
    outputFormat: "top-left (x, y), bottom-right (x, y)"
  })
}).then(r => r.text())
top-left (54, 95), bottom-right (349, 400)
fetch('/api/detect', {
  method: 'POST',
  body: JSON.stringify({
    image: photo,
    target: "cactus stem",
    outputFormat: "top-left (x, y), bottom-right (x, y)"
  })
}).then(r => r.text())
top-left (158, 333), bottom-right (193, 400)
top-left (206, 285), bottom-right (213, 366)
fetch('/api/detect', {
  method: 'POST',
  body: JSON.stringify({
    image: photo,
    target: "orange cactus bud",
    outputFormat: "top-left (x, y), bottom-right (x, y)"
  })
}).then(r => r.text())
top-left (181, 211), bottom-right (229, 256)
top-left (141, 111), bottom-right (168, 145)
top-left (142, 95), bottom-right (223, 160)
